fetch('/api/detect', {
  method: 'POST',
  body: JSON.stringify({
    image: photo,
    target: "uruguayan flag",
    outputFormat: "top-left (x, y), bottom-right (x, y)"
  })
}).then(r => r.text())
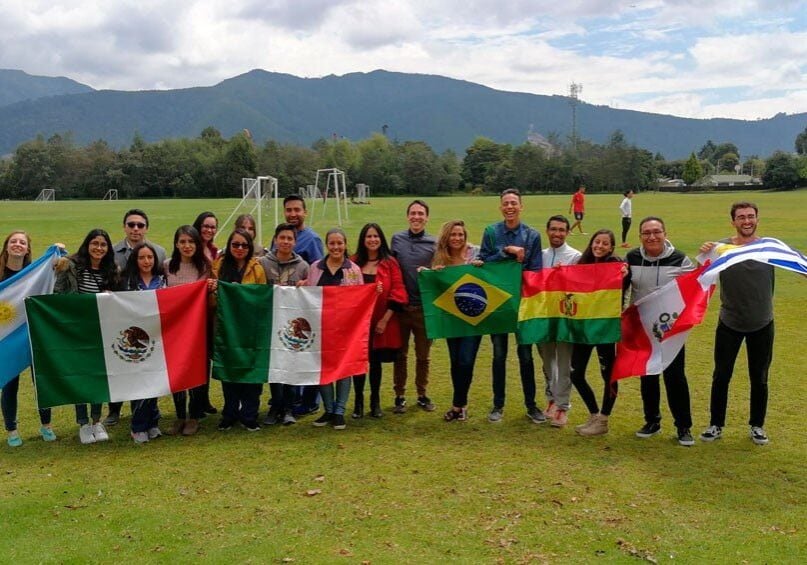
top-left (697, 237), bottom-right (807, 288)
top-left (0, 245), bottom-right (63, 388)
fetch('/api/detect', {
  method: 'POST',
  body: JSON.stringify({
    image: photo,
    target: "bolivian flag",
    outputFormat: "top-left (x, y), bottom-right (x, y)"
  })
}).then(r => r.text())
top-left (419, 261), bottom-right (521, 339)
top-left (517, 263), bottom-right (623, 345)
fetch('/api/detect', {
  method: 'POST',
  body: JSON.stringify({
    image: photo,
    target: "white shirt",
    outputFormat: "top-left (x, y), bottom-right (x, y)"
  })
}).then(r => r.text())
top-left (620, 197), bottom-right (632, 218)
top-left (542, 242), bottom-right (582, 267)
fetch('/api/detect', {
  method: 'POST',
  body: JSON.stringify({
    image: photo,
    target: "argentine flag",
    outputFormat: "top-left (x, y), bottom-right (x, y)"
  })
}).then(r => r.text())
top-left (0, 245), bottom-right (63, 388)
top-left (697, 237), bottom-right (807, 288)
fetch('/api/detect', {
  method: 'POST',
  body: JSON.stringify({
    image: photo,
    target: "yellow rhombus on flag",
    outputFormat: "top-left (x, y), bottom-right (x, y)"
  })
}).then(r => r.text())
top-left (432, 272), bottom-right (513, 326)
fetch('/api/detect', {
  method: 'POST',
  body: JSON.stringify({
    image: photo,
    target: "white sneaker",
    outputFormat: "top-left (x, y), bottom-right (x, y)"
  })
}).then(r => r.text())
top-left (92, 422), bottom-right (109, 442)
top-left (131, 431), bottom-right (149, 444)
top-left (79, 424), bottom-right (96, 444)
top-left (147, 427), bottom-right (162, 439)
top-left (749, 426), bottom-right (769, 445)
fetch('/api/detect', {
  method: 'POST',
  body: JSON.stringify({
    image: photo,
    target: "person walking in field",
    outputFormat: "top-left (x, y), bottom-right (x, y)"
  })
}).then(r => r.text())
top-left (699, 202), bottom-right (777, 446)
top-left (569, 186), bottom-right (587, 235)
top-left (619, 190), bottom-right (634, 248)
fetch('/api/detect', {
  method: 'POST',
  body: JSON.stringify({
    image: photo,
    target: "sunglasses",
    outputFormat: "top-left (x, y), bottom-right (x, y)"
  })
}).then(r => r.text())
top-left (126, 222), bottom-right (146, 229)
top-left (230, 242), bottom-right (250, 249)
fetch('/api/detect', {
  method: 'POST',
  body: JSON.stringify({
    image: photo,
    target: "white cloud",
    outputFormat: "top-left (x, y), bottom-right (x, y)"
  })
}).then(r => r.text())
top-left (0, 0), bottom-right (803, 118)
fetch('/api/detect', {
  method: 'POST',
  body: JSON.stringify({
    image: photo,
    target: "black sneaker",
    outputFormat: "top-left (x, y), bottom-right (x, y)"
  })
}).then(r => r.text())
top-left (243, 420), bottom-right (261, 432)
top-left (635, 422), bottom-right (661, 438)
top-left (700, 425), bottom-right (723, 442)
top-left (393, 396), bottom-right (407, 414)
top-left (677, 428), bottom-right (695, 446)
top-left (417, 396), bottom-right (436, 412)
top-left (332, 414), bottom-right (347, 430)
top-left (313, 412), bottom-right (333, 427)
top-left (749, 426), bottom-right (769, 445)
top-left (262, 408), bottom-right (281, 426)
top-left (204, 405), bottom-right (218, 415)
top-left (217, 418), bottom-right (235, 431)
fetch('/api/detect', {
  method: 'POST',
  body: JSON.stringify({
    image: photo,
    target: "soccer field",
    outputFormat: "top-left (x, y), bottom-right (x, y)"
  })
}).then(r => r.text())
top-left (1, 191), bottom-right (805, 563)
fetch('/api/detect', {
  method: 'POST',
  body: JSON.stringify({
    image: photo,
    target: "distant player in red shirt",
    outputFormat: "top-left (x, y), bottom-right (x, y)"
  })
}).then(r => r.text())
top-left (569, 186), bottom-right (587, 235)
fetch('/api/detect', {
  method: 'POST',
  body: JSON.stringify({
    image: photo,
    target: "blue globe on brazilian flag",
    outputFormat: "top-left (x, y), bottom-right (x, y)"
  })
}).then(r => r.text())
top-left (419, 261), bottom-right (521, 339)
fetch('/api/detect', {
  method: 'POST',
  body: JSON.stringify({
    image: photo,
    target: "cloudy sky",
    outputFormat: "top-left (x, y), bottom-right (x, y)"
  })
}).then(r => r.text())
top-left (1, 0), bottom-right (805, 120)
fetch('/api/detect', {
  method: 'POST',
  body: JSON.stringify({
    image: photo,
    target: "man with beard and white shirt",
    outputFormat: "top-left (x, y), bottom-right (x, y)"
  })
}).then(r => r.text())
top-left (699, 202), bottom-right (776, 446)
top-left (538, 215), bottom-right (581, 427)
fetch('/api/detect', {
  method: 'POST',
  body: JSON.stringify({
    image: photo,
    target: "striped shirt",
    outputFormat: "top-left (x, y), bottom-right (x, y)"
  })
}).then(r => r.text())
top-left (77, 268), bottom-right (107, 294)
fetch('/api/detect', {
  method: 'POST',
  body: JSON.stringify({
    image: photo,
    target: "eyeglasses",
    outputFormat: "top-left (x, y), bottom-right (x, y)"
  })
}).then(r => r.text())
top-left (640, 230), bottom-right (665, 237)
top-left (126, 222), bottom-right (146, 229)
top-left (230, 242), bottom-right (250, 249)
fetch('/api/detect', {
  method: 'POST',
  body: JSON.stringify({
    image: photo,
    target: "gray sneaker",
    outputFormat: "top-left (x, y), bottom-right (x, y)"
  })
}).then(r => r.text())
top-left (527, 406), bottom-right (547, 424)
top-left (700, 425), bottom-right (722, 442)
top-left (488, 407), bottom-right (504, 422)
top-left (102, 412), bottom-right (120, 426)
top-left (263, 408), bottom-right (281, 426)
top-left (282, 412), bottom-right (297, 426)
top-left (749, 426), bottom-right (769, 445)
top-left (393, 396), bottom-right (407, 414)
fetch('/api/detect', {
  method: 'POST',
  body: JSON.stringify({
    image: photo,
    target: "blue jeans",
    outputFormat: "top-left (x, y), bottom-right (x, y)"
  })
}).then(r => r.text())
top-left (2, 374), bottom-right (52, 431)
top-left (447, 336), bottom-right (482, 407)
top-left (490, 333), bottom-right (536, 410)
top-left (320, 377), bottom-right (352, 416)
top-left (75, 403), bottom-right (103, 425)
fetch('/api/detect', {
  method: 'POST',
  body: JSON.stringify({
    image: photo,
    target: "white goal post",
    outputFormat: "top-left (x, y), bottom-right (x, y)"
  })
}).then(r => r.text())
top-left (35, 189), bottom-right (55, 202)
top-left (102, 189), bottom-right (118, 200)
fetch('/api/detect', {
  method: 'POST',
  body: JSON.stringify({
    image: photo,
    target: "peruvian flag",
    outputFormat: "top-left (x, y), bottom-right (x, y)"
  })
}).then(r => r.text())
top-left (612, 265), bottom-right (714, 381)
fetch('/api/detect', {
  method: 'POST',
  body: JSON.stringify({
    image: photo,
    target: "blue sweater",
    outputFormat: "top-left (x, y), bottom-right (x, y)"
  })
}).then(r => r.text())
top-left (479, 221), bottom-right (543, 271)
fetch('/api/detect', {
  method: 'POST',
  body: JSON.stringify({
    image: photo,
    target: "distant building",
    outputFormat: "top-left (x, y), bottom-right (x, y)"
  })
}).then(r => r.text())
top-left (692, 174), bottom-right (763, 189)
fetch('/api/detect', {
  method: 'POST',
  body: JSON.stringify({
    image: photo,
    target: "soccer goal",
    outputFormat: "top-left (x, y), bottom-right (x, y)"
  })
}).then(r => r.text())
top-left (35, 189), bottom-right (55, 202)
top-left (102, 189), bottom-right (118, 201)
top-left (217, 176), bottom-right (279, 248)
top-left (310, 168), bottom-right (349, 226)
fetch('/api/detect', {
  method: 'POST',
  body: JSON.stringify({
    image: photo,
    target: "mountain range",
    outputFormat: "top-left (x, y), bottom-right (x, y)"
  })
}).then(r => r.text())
top-left (0, 68), bottom-right (804, 160)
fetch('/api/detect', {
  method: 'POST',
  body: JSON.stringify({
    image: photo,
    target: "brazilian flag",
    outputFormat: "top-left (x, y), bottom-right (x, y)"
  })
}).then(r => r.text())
top-left (418, 261), bottom-right (521, 339)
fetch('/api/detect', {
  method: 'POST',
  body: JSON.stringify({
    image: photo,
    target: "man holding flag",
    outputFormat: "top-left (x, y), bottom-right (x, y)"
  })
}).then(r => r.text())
top-left (625, 216), bottom-right (695, 446)
top-left (479, 188), bottom-right (544, 423)
top-left (699, 202), bottom-right (776, 445)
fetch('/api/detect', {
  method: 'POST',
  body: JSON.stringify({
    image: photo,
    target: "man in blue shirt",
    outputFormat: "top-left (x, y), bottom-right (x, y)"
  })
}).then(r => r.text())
top-left (479, 188), bottom-right (544, 423)
top-left (282, 194), bottom-right (324, 264)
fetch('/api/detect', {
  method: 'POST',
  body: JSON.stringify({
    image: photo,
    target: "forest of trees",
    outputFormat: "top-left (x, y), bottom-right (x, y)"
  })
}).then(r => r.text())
top-left (1, 126), bottom-right (805, 200)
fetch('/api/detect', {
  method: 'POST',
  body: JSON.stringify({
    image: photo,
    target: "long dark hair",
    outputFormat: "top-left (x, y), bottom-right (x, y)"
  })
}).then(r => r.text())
top-left (353, 223), bottom-right (390, 266)
top-left (121, 242), bottom-right (164, 290)
top-left (579, 229), bottom-right (617, 264)
top-left (72, 228), bottom-right (119, 288)
top-left (169, 225), bottom-right (209, 276)
top-left (218, 229), bottom-right (254, 283)
top-left (0, 231), bottom-right (32, 274)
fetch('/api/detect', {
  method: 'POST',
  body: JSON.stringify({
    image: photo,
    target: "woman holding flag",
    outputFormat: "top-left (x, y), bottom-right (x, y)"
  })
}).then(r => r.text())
top-left (119, 242), bottom-right (166, 443)
top-left (306, 227), bottom-right (364, 430)
top-left (54, 228), bottom-right (120, 444)
top-left (1, 231), bottom-right (57, 447)
top-left (568, 229), bottom-right (625, 436)
top-left (164, 225), bottom-right (213, 436)
top-left (350, 223), bottom-right (407, 419)
top-left (212, 229), bottom-right (267, 432)
top-left (431, 220), bottom-right (483, 422)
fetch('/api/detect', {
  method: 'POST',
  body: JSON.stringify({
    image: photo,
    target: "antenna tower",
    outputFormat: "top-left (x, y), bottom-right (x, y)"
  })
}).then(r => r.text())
top-left (568, 82), bottom-right (583, 149)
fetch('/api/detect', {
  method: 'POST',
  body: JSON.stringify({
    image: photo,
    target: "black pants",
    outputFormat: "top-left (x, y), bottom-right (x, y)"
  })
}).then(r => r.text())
top-left (221, 382), bottom-right (262, 424)
top-left (621, 217), bottom-right (632, 243)
top-left (640, 348), bottom-right (692, 430)
top-left (709, 320), bottom-right (773, 428)
top-left (173, 385), bottom-right (206, 420)
top-left (268, 383), bottom-right (295, 413)
top-left (570, 343), bottom-right (618, 416)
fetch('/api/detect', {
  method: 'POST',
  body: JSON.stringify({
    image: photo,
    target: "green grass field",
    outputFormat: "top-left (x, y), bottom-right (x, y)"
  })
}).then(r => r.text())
top-left (1, 191), bottom-right (805, 563)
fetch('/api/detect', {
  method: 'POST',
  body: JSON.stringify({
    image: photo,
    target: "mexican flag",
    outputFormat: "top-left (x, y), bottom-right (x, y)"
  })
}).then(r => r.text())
top-left (26, 280), bottom-right (209, 408)
top-left (611, 265), bottom-right (714, 381)
top-left (418, 261), bottom-right (521, 339)
top-left (517, 263), bottom-right (623, 345)
top-left (213, 282), bottom-right (376, 385)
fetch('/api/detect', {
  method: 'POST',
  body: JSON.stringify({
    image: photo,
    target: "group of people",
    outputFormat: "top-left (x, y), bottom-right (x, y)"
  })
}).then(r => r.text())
top-left (2, 190), bottom-right (776, 448)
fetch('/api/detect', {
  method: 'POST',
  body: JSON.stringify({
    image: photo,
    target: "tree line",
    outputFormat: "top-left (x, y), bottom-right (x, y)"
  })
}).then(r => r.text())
top-left (1, 125), bottom-right (805, 200)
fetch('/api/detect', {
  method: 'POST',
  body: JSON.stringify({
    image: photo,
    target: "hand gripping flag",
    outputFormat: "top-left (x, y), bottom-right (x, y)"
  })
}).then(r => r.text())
top-left (612, 265), bottom-right (714, 381)
top-left (0, 245), bottom-right (63, 388)
top-left (418, 261), bottom-right (521, 339)
top-left (517, 263), bottom-right (623, 345)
